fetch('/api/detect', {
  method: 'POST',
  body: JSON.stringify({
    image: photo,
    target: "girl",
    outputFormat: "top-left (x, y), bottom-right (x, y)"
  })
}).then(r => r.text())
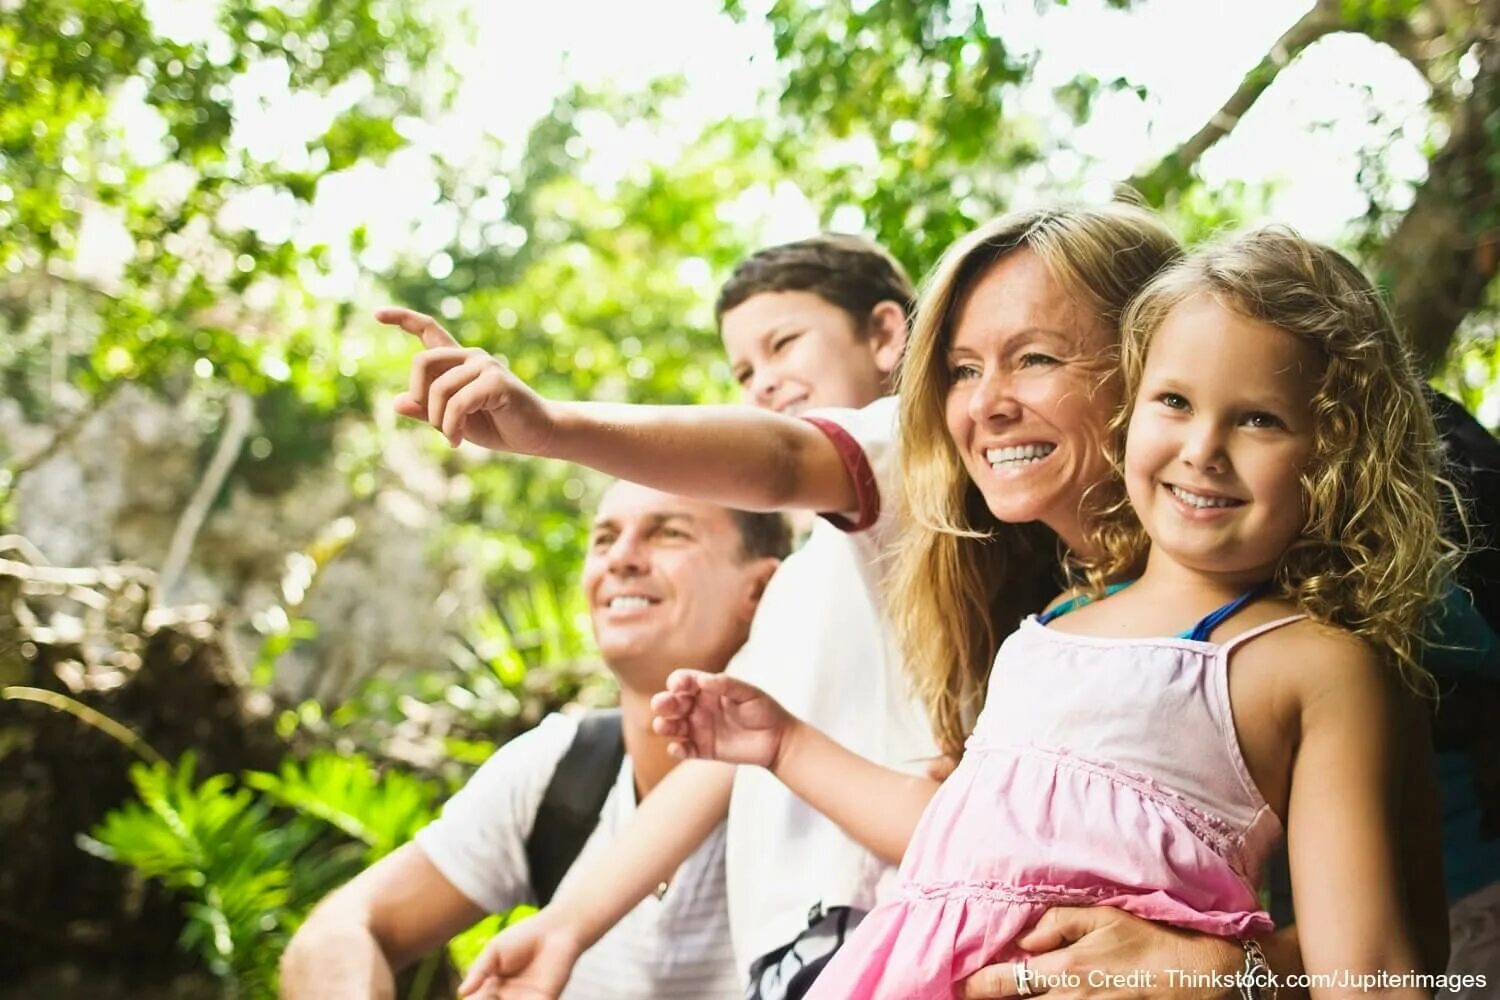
top-left (653, 228), bottom-right (1452, 998)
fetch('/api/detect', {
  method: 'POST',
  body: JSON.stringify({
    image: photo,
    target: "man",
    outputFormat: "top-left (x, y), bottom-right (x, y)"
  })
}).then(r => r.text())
top-left (279, 481), bottom-right (789, 999)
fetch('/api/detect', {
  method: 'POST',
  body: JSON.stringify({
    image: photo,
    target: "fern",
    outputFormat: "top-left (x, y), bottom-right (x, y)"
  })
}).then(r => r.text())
top-left (85, 751), bottom-right (443, 997)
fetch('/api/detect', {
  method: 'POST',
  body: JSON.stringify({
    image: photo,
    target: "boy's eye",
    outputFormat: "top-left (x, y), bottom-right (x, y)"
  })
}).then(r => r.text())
top-left (1158, 392), bottom-right (1189, 411)
top-left (733, 368), bottom-right (752, 386)
top-left (591, 534), bottom-right (615, 549)
top-left (1242, 411), bottom-right (1285, 430)
top-left (1018, 353), bottom-right (1059, 368)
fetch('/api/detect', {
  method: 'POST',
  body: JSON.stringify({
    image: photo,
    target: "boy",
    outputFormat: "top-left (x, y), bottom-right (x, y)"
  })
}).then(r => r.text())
top-left (381, 235), bottom-right (935, 999)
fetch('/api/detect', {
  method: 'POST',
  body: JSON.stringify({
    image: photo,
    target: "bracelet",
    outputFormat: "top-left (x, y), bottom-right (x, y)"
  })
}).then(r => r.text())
top-left (1238, 938), bottom-right (1278, 1000)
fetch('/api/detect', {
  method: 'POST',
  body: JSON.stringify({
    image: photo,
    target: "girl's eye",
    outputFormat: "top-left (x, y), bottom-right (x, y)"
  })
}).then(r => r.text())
top-left (1018, 353), bottom-right (1059, 368)
top-left (591, 534), bottom-right (615, 550)
top-left (733, 368), bottom-right (752, 386)
top-left (771, 332), bottom-right (801, 352)
top-left (1243, 411), bottom-right (1285, 430)
top-left (1159, 392), bottom-right (1189, 411)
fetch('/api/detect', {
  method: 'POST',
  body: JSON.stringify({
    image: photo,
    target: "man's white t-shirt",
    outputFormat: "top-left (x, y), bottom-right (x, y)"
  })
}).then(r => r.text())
top-left (725, 395), bottom-right (939, 967)
top-left (415, 713), bottom-right (741, 999)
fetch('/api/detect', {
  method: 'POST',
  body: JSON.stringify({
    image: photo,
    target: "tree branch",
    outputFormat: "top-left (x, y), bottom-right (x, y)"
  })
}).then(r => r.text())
top-left (1126, 0), bottom-right (1345, 200)
top-left (157, 391), bottom-right (255, 603)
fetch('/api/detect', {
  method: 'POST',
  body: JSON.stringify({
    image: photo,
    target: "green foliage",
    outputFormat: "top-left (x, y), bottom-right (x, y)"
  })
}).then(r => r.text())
top-left (86, 750), bottom-right (446, 996)
top-left (84, 754), bottom-right (364, 993)
top-left (246, 752), bottom-right (440, 862)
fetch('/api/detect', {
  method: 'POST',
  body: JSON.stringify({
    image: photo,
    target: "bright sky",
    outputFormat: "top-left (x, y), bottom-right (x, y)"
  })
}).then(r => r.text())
top-left (109, 0), bottom-right (1432, 287)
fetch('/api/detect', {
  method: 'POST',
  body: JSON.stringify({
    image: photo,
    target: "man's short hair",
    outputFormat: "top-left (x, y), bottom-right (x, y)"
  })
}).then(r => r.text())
top-left (715, 234), bottom-right (916, 330)
top-left (729, 509), bottom-right (794, 562)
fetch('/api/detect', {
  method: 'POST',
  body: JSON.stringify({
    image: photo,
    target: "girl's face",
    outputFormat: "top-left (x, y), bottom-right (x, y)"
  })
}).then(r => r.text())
top-left (1125, 293), bottom-right (1321, 584)
top-left (944, 250), bottom-right (1121, 553)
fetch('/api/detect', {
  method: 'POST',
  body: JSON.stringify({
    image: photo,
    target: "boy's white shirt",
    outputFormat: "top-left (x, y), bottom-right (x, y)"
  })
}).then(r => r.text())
top-left (415, 713), bottom-right (741, 999)
top-left (725, 394), bottom-right (939, 967)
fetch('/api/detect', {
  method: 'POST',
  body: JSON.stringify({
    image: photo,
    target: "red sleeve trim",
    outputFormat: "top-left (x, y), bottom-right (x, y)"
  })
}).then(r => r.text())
top-left (803, 416), bottom-right (880, 533)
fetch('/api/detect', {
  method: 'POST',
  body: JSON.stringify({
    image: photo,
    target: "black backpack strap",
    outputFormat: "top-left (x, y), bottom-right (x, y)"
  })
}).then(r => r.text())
top-left (524, 709), bottom-right (626, 907)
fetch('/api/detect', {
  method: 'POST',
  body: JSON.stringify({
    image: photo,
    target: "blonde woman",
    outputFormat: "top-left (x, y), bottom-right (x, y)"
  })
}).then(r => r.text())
top-left (653, 219), bottom-right (1456, 998)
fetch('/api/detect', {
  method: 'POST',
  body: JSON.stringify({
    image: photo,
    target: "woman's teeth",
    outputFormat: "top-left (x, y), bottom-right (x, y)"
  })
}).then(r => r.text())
top-left (1167, 484), bottom-right (1239, 509)
top-left (986, 443), bottom-right (1056, 467)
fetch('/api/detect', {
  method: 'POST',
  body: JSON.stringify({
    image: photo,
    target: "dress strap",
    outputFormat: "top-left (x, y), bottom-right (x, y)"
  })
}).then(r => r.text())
top-left (1219, 614), bottom-right (1308, 656)
top-left (1037, 581), bottom-right (1133, 625)
top-left (1185, 582), bottom-right (1273, 642)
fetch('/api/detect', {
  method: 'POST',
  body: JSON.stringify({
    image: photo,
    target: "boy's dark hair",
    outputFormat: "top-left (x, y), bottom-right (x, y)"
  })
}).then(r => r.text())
top-left (729, 509), bottom-right (794, 562)
top-left (715, 233), bottom-right (916, 330)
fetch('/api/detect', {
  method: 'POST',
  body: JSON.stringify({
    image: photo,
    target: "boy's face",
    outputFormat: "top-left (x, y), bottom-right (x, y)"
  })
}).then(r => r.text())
top-left (721, 290), bottom-right (900, 413)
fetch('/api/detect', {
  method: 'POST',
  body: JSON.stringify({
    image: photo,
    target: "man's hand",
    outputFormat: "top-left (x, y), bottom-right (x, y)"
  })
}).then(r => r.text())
top-left (456, 911), bottom-right (583, 1000)
top-left (650, 670), bottom-right (794, 770)
top-left (959, 907), bottom-right (1244, 1000)
top-left (378, 306), bottom-right (557, 454)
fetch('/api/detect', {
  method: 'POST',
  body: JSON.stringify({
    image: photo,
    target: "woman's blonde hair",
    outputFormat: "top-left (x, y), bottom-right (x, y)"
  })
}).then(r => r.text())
top-left (1087, 227), bottom-right (1454, 693)
top-left (892, 203), bottom-right (1183, 756)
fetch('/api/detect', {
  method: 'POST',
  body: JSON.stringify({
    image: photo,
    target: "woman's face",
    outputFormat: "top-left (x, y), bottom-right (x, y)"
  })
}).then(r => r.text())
top-left (943, 249), bottom-right (1120, 553)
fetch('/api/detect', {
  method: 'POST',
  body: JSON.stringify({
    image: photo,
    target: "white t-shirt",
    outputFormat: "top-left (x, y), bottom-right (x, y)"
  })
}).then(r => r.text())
top-left (725, 395), bottom-right (939, 967)
top-left (415, 713), bottom-right (741, 999)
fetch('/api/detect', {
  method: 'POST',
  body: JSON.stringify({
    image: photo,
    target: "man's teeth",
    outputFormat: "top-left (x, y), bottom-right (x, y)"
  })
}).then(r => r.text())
top-left (1168, 484), bottom-right (1238, 509)
top-left (609, 596), bottom-right (655, 611)
top-left (986, 443), bottom-right (1056, 466)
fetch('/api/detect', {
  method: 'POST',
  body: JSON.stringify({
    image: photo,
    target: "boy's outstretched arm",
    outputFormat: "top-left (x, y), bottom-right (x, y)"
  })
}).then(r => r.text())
top-left (458, 759), bottom-right (734, 998)
top-left (655, 670), bottom-right (938, 864)
top-left (379, 307), bottom-right (858, 515)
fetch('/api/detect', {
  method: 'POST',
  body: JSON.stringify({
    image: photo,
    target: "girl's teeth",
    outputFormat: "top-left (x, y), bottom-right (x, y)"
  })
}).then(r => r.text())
top-left (1168, 485), bottom-right (1237, 509)
top-left (986, 443), bottom-right (1056, 466)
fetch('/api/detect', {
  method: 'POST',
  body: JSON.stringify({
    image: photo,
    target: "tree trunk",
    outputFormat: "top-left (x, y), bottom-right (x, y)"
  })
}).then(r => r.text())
top-left (1377, 0), bottom-right (1500, 371)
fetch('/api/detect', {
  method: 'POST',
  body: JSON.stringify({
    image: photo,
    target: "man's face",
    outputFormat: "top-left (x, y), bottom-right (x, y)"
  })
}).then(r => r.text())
top-left (721, 290), bottom-right (901, 414)
top-left (582, 482), bottom-right (772, 683)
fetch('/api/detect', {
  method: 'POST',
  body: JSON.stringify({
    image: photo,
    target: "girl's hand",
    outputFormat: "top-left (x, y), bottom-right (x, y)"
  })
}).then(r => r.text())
top-left (378, 306), bottom-right (558, 454)
top-left (651, 670), bottom-right (794, 770)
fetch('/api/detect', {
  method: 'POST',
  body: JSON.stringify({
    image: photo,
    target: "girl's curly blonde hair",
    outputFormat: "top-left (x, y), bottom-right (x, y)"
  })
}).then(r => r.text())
top-left (891, 203), bottom-right (1183, 756)
top-left (1085, 227), bottom-right (1456, 694)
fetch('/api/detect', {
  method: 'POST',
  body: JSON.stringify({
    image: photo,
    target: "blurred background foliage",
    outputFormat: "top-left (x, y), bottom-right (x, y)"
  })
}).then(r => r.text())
top-left (2, 0), bottom-right (1499, 995)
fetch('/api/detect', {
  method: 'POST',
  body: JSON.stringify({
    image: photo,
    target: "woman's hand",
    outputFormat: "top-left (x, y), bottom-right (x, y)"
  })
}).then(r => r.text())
top-left (959, 907), bottom-right (1245, 1000)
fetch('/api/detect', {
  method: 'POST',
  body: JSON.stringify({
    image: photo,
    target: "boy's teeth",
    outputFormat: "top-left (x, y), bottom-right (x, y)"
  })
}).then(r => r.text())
top-left (1168, 484), bottom-right (1237, 509)
top-left (609, 596), bottom-right (654, 611)
top-left (986, 443), bottom-right (1056, 466)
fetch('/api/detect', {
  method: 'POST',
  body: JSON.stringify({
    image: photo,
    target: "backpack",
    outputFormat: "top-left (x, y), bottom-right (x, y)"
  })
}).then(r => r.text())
top-left (523, 709), bottom-right (626, 907)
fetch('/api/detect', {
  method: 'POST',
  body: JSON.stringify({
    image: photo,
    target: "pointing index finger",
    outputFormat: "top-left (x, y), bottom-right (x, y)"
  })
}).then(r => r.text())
top-left (374, 306), bottom-right (461, 349)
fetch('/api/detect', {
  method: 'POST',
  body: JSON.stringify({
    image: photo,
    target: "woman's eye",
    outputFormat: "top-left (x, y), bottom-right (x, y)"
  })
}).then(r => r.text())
top-left (950, 362), bottom-right (981, 382)
top-left (1159, 392), bottom-right (1189, 411)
